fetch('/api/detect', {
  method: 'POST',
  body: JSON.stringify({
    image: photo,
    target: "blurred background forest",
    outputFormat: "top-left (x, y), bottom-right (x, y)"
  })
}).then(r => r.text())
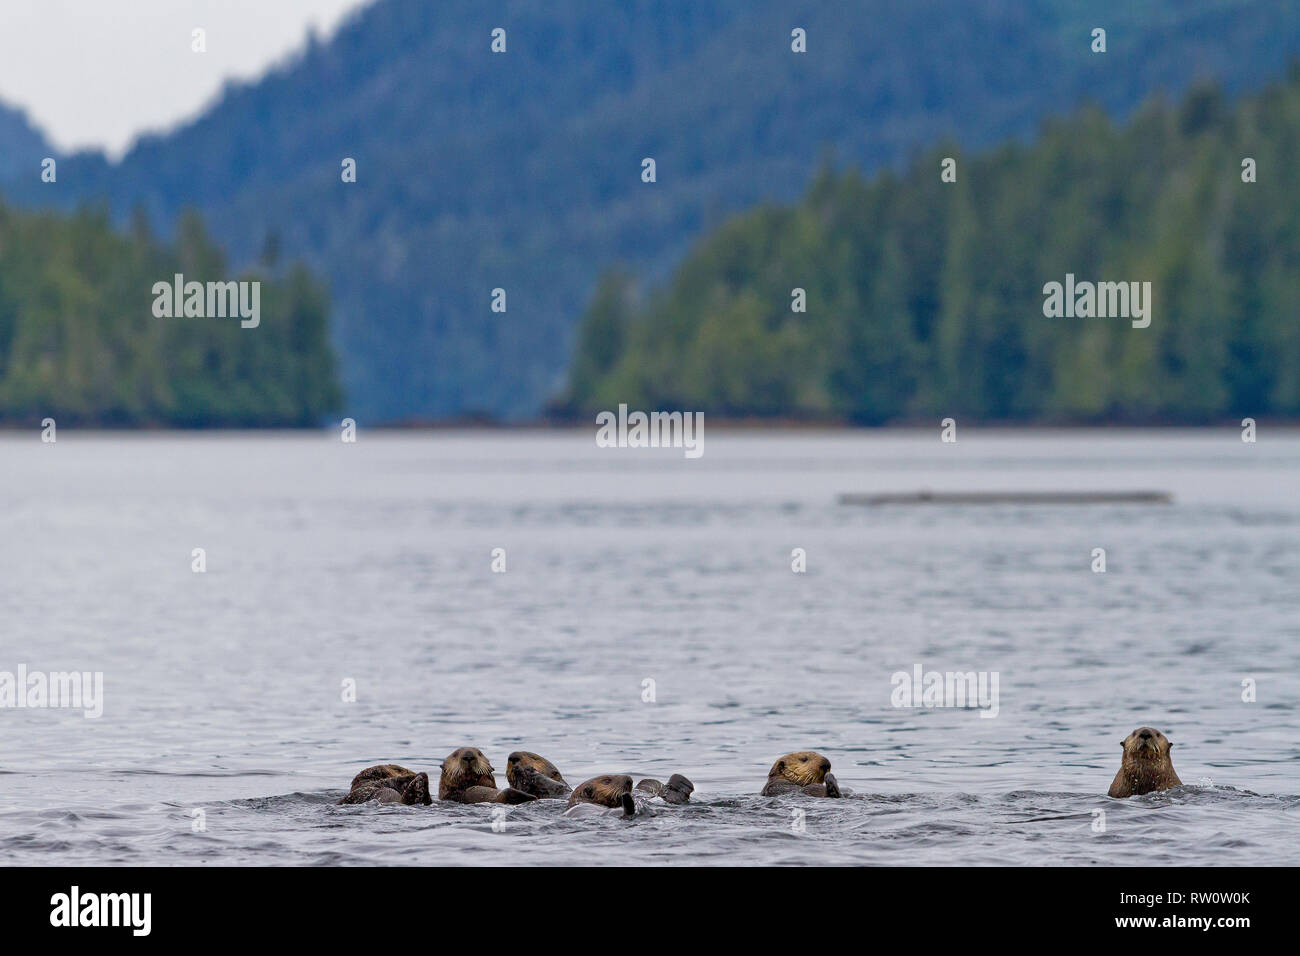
top-left (563, 73), bottom-right (1300, 423)
top-left (0, 0), bottom-right (1298, 426)
top-left (0, 204), bottom-right (338, 425)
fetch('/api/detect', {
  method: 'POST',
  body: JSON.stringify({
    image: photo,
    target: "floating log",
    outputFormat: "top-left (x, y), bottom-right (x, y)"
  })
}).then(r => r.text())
top-left (838, 490), bottom-right (1172, 506)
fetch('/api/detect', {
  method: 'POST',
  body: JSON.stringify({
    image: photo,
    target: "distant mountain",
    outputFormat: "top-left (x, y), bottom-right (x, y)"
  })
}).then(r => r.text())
top-left (0, 101), bottom-right (51, 181)
top-left (4, 0), bottom-right (1299, 422)
top-left (564, 68), bottom-right (1300, 424)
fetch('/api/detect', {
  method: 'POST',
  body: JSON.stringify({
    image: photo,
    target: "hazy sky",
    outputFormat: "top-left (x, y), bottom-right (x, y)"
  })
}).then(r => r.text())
top-left (0, 0), bottom-right (373, 158)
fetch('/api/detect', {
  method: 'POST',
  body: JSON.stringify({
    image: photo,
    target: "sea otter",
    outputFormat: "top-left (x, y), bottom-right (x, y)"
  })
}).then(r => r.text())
top-left (439, 747), bottom-right (536, 804)
top-left (760, 751), bottom-right (842, 797)
top-left (565, 774), bottom-right (638, 817)
top-left (338, 765), bottom-right (432, 805)
top-left (505, 751), bottom-right (572, 799)
top-left (1108, 726), bottom-right (1183, 798)
top-left (564, 772), bottom-right (695, 817)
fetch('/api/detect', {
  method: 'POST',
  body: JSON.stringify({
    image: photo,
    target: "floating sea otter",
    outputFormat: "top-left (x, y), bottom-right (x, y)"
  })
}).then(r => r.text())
top-left (439, 747), bottom-right (536, 804)
top-left (331, 753), bottom-right (700, 808)
top-left (564, 771), bottom-right (695, 817)
top-left (338, 764), bottom-right (432, 805)
top-left (505, 751), bottom-right (572, 799)
top-left (565, 774), bottom-right (637, 817)
top-left (1107, 726), bottom-right (1183, 798)
top-left (760, 751), bottom-right (842, 797)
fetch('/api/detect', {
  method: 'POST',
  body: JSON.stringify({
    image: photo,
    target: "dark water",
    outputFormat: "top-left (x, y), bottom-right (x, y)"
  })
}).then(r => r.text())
top-left (2, 430), bottom-right (1297, 865)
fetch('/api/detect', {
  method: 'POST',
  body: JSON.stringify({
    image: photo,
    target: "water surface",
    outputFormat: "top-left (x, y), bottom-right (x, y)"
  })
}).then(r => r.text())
top-left (1, 429), bottom-right (1297, 864)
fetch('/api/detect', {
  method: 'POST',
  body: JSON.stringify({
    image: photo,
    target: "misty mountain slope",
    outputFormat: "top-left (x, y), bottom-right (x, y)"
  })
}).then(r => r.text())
top-left (3, 0), bottom-right (1298, 420)
top-left (0, 103), bottom-right (50, 182)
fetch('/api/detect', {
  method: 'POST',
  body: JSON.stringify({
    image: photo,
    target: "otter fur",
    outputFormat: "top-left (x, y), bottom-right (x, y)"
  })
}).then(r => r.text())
top-left (1108, 727), bottom-right (1183, 798)
top-left (439, 747), bottom-right (536, 804)
top-left (506, 751), bottom-right (572, 799)
top-left (760, 751), bottom-right (842, 797)
top-left (565, 774), bottom-right (638, 817)
top-left (635, 774), bottom-right (694, 804)
top-left (339, 765), bottom-right (432, 805)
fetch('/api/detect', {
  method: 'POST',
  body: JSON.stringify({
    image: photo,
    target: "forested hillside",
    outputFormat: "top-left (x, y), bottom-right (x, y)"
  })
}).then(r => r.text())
top-left (0, 203), bottom-right (340, 426)
top-left (3, 0), bottom-right (1297, 421)
top-left (564, 70), bottom-right (1300, 423)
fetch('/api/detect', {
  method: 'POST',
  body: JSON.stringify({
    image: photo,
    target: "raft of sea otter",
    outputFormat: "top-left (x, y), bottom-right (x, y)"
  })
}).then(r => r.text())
top-left (339, 725), bottom-right (1183, 815)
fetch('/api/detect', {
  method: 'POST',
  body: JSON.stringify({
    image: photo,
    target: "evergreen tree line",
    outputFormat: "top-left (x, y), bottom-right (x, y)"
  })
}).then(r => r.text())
top-left (8, 0), bottom-right (1297, 423)
top-left (563, 69), bottom-right (1300, 424)
top-left (0, 204), bottom-right (341, 426)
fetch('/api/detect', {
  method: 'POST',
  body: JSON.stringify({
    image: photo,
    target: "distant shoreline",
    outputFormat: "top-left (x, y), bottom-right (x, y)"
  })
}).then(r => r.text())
top-left (3, 418), bottom-right (1299, 434)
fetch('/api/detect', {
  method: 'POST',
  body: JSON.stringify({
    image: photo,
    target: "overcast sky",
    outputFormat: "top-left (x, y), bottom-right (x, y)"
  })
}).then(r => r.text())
top-left (0, 0), bottom-right (373, 158)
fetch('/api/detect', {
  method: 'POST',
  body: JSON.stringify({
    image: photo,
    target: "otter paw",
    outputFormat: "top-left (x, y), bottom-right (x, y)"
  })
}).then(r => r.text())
top-left (401, 772), bottom-right (432, 806)
top-left (822, 772), bottom-right (841, 798)
top-left (662, 773), bottom-right (694, 804)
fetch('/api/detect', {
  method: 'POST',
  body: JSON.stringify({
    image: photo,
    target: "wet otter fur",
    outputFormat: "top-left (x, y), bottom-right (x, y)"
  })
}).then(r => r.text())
top-left (439, 747), bottom-right (536, 804)
top-left (348, 764), bottom-right (417, 791)
top-left (1108, 727), bottom-right (1183, 798)
top-left (635, 774), bottom-right (694, 804)
top-left (760, 751), bottom-right (842, 797)
top-left (506, 751), bottom-right (571, 799)
top-left (567, 774), bottom-right (638, 817)
top-left (339, 767), bottom-right (432, 806)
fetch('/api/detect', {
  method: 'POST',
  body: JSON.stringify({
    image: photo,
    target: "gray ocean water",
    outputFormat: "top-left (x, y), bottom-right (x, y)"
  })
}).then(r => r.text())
top-left (1, 429), bottom-right (1297, 865)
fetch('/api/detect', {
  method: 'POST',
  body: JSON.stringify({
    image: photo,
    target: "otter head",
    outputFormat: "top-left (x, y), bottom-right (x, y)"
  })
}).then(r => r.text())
top-left (440, 747), bottom-right (496, 791)
top-left (1121, 727), bottom-right (1173, 763)
top-left (567, 774), bottom-right (634, 808)
top-left (507, 751), bottom-right (568, 789)
top-left (767, 751), bottom-right (832, 787)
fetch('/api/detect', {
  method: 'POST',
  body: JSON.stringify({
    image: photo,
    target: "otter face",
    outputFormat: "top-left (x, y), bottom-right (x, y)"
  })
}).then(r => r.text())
top-left (767, 751), bottom-right (832, 786)
top-left (1109, 726), bottom-right (1182, 798)
top-left (1122, 727), bottom-right (1172, 761)
top-left (506, 751), bottom-right (568, 789)
top-left (567, 774), bottom-right (634, 808)
top-left (440, 747), bottom-right (496, 791)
